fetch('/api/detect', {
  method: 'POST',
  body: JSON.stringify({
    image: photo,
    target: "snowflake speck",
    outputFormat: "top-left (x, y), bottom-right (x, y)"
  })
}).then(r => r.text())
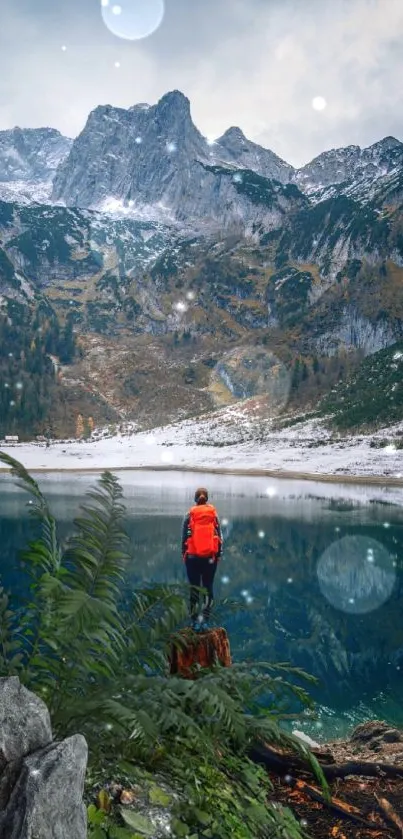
top-left (287, 577), bottom-right (293, 584)
top-left (186, 290), bottom-right (195, 300)
top-left (221, 518), bottom-right (229, 526)
top-left (241, 590), bottom-right (249, 598)
top-left (112, 4), bottom-right (122, 14)
top-left (135, 136), bottom-right (142, 144)
top-left (232, 173), bottom-right (243, 183)
top-left (312, 96), bottom-right (327, 111)
top-left (101, 0), bottom-right (109, 5)
top-left (246, 595), bottom-right (253, 605)
top-left (166, 141), bottom-right (177, 153)
top-left (266, 487), bottom-right (276, 497)
top-left (61, 45), bottom-right (67, 51)
top-left (258, 530), bottom-right (265, 539)
top-left (221, 575), bottom-right (230, 584)
top-left (15, 382), bottom-right (23, 390)
top-left (114, 61), bottom-right (121, 68)
top-left (9, 401), bottom-right (15, 407)
top-left (174, 301), bottom-right (187, 313)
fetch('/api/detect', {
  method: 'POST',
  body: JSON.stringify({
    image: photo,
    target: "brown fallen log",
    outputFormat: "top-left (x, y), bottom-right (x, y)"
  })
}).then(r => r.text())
top-left (286, 777), bottom-right (387, 831)
top-left (249, 741), bottom-right (403, 782)
top-left (375, 794), bottom-right (403, 837)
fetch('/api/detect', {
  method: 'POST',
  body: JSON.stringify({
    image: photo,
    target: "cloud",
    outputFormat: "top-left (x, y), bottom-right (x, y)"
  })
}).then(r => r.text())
top-left (0, 0), bottom-right (402, 165)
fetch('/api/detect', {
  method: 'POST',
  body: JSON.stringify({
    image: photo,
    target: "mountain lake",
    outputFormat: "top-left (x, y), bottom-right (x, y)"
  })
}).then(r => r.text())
top-left (0, 468), bottom-right (402, 743)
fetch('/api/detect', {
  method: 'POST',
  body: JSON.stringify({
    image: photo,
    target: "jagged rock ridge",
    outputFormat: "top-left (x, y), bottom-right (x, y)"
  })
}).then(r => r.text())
top-left (0, 127), bottom-right (73, 204)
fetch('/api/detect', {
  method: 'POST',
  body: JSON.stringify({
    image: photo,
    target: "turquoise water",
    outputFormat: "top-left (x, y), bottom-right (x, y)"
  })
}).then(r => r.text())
top-left (0, 469), bottom-right (402, 742)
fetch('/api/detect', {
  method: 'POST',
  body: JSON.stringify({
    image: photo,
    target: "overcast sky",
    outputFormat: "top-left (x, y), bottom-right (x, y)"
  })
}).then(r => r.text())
top-left (0, 0), bottom-right (402, 167)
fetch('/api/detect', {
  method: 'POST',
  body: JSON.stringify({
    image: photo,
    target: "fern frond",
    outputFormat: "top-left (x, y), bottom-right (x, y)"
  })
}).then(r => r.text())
top-left (0, 452), bottom-right (61, 575)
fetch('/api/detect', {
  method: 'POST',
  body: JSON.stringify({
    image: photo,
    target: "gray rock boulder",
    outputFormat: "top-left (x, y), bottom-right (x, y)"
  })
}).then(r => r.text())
top-left (0, 676), bottom-right (52, 767)
top-left (0, 677), bottom-right (88, 839)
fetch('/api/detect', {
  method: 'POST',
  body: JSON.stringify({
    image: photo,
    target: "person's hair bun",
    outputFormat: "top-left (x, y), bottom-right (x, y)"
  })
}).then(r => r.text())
top-left (194, 487), bottom-right (208, 502)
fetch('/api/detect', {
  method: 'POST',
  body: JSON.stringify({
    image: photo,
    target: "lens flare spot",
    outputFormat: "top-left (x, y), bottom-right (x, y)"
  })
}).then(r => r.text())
top-left (210, 345), bottom-right (291, 413)
top-left (317, 535), bottom-right (395, 614)
top-left (101, 0), bottom-right (165, 41)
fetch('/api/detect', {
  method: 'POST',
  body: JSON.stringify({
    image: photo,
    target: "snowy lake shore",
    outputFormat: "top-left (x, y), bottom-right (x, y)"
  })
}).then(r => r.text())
top-left (0, 408), bottom-right (402, 496)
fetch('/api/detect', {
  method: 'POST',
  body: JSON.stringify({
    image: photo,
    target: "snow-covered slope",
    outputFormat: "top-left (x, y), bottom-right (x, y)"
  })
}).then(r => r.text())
top-left (1, 406), bottom-right (402, 492)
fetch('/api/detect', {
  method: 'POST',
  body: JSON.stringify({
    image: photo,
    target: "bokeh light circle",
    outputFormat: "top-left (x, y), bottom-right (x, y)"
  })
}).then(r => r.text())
top-left (317, 535), bottom-right (396, 614)
top-left (210, 344), bottom-right (291, 412)
top-left (101, 0), bottom-right (165, 41)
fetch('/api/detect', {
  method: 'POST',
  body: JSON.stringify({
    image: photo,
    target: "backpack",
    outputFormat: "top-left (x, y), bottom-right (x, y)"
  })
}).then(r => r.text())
top-left (186, 503), bottom-right (220, 558)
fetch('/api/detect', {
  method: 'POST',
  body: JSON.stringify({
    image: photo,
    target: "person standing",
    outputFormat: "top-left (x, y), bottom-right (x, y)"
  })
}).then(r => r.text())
top-left (182, 487), bottom-right (223, 632)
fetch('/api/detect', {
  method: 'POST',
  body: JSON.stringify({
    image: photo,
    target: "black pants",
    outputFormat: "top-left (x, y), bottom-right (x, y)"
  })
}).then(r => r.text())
top-left (185, 555), bottom-right (218, 620)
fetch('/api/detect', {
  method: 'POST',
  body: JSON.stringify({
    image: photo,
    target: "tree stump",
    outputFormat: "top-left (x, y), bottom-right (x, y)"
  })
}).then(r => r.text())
top-left (169, 627), bottom-right (232, 679)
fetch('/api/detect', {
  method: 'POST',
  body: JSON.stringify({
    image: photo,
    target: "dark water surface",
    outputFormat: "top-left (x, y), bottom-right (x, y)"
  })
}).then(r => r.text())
top-left (0, 469), bottom-right (402, 742)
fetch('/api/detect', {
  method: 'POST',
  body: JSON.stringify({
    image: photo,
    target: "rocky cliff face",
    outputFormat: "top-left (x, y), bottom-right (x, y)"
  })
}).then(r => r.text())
top-left (51, 91), bottom-right (301, 229)
top-left (0, 128), bottom-right (72, 205)
top-left (211, 125), bottom-right (293, 183)
top-left (294, 136), bottom-right (403, 195)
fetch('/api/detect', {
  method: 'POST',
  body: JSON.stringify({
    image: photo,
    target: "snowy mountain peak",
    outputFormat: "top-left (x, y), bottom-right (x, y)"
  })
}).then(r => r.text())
top-left (369, 136), bottom-right (402, 152)
top-left (155, 89), bottom-right (191, 114)
top-left (219, 126), bottom-right (248, 142)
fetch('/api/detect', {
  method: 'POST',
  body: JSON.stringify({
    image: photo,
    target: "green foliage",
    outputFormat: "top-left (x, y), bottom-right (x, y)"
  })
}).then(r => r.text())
top-left (0, 301), bottom-right (77, 438)
top-left (0, 453), bottom-right (323, 839)
top-left (266, 267), bottom-right (313, 327)
top-left (318, 340), bottom-right (403, 430)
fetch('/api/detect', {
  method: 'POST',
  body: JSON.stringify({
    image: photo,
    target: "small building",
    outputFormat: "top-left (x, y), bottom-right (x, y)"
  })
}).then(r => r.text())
top-left (4, 435), bottom-right (19, 444)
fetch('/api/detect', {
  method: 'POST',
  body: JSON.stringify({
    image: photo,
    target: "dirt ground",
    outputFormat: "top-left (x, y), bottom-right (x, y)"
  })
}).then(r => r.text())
top-left (266, 721), bottom-right (403, 839)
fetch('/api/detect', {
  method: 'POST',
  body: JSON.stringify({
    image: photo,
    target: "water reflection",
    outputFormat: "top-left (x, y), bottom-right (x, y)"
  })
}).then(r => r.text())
top-left (0, 470), bottom-right (402, 738)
